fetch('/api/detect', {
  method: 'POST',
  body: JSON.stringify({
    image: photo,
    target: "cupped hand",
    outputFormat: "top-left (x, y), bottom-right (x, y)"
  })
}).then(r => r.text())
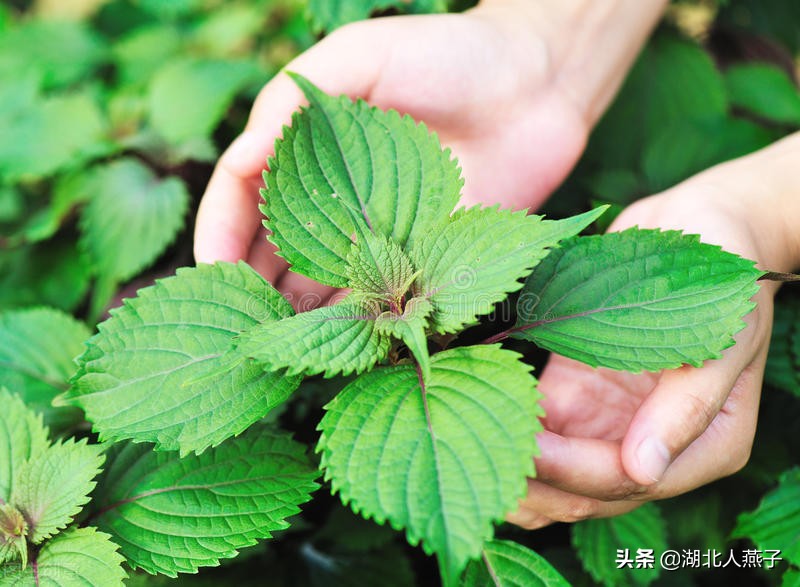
top-left (194, 3), bottom-right (592, 306)
top-left (509, 156), bottom-right (785, 529)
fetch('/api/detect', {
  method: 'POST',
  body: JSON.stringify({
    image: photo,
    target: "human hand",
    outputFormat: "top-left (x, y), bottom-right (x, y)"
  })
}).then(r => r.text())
top-left (194, 0), bottom-right (666, 306)
top-left (507, 142), bottom-right (800, 529)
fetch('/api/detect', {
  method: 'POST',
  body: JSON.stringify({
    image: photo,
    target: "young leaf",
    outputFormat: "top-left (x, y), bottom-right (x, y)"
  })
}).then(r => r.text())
top-left (733, 467), bottom-right (800, 566)
top-left (514, 229), bottom-right (762, 372)
top-left (346, 230), bottom-right (417, 304)
top-left (375, 297), bottom-right (433, 378)
top-left (318, 345), bottom-right (542, 583)
top-left (263, 73), bottom-right (463, 287)
top-left (461, 539), bottom-right (570, 587)
top-left (0, 526), bottom-right (127, 586)
top-left (92, 427), bottom-right (319, 576)
top-left (12, 438), bottom-right (104, 544)
top-left (725, 63), bottom-right (800, 126)
top-left (0, 503), bottom-right (28, 567)
top-left (61, 262), bottom-right (300, 455)
top-left (78, 158), bottom-right (189, 316)
top-left (237, 303), bottom-right (390, 378)
top-left (0, 388), bottom-right (49, 503)
top-left (572, 503), bottom-right (667, 587)
top-left (0, 308), bottom-right (88, 432)
top-left (411, 206), bottom-right (605, 334)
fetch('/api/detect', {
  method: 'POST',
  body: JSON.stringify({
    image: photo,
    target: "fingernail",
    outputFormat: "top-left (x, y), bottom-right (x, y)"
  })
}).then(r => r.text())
top-left (636, 437), bottom-right (670, 482)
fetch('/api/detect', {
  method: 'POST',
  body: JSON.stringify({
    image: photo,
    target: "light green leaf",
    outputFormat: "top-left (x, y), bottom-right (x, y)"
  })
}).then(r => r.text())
top-left (79, 158), bottom-right (189, 312)
top-left (92, 427), bottom-right (319, 576)
top-left (346, 231), bottom-right (417, 303)
top-left (411, 206), bottom-right (606, 334)
top-left (0, 308), bottom-right (88, 433)
top-left (0, 503), bottom-right (28, 568)
top-left (318, 345), bottom-right (542, 583)
top-left (0, 92), bottom-right (105, 182)
top-left (0, 526), bottom-right (127, 587)
top-left (514, 229), bottom-right (762, 372)
top-left (725, 63), bottom-right (800, 126)
top-left (307, 0), bottom-right (446, 32)
top-left (0, 20), bottom-right (105, 89)
top-left (112, 25), bottom-right (183, 86)
top-left (572, 503), bottom-right (667, 587)
top-left (12, 438), bottom-right (104, 544)
top-left (461, 539), bottom-right (570, 587)
top-left (375, 297), bottom-right (432, 378)
top-left (733, 467), bottom-right (800, 566)
top-left (0, 388), bottom-right (49, 504)
top-left (61, 262), bottom-right (300, 455)
top-left (238, 303), bottom-right (390, 378)
top-left (148, 58), bottom-right (261, 145)
top-left (263, 73), bottom-right (463, 287)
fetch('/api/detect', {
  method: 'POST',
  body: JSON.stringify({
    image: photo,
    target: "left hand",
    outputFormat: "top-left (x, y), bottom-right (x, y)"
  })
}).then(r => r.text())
top-left (508, 154), bottom-right (786, 529)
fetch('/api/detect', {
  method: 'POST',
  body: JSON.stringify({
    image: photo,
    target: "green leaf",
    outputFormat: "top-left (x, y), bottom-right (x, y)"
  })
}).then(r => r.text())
top-left (514, 229), bottom-right (762, 372)
top-left (572, 504), bottom-right (667, 587)
top-left (61, 262), bottom-right (300, 455)
top-left (411, 206), bottom-right (606, 334)
top-left (92, 427), bottom-right (319, 576)
top-left (307, 0), bottom-right (446, 32)
top-left (0, 526), bottom-right (127, 586)
top-left (0, 388), bottom-right (49, 504)
top-left (78, 158), bottom-right (189, 311)
top-left (0, 20), bottom-right (105, 89)
top-left (0, 504), bottom-right (28, 568)
top-left (766, 298), bottom-right (800, 397)
top-left (148, 58), bottom-right (261, 145)
top-left (718, 0), bottom-right (800, 54)
top-left (318, 345), bottom-right (542, 583)
top-left (733, 467), bottom-right (800, 566)
top-left (238, 303), bottom-right (390, 378)
top-left (112, 25), bottom-right (183, 86)
top-left (263, 73), bottom-right (463, 287)
top-left (0, 92), bottom-right (106, 182)
top-left (461, 539), bottom-right (570, 587)
top-left (0, 308), bottom-right (88, 433)
top-left (375, 297), bottom-right (433, 378)
top-left (784, 568), bottom-right (800, 587)
top-left (12, 438), bottom-right (104, 544)
top-left (346, 231), bottom-right (417, 303)
top-left (725, 63), bottom-right (800, 126)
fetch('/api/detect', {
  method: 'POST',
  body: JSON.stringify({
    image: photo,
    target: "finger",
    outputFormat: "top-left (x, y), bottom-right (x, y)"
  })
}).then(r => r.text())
top-left (277, 271), bottom-right (340, 312)
top-left (620, 299), bottom-right (770, 486)
top-left (510, 478), bottom-right (639, 528)
top-left (533, 431), bottom-right (647, 501)
top-left (195, 21), bottom-right (389, 267)
top-left (245, 227), bottom-right (288, 284)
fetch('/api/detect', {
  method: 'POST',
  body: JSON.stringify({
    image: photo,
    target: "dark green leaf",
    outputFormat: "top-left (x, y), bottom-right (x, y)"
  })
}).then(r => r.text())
top-left (725, 63), bottom-right (800, 126)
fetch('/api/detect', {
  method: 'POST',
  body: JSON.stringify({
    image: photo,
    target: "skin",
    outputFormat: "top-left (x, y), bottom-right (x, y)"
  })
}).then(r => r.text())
top-left (193, 0), bottom-right (800, 528)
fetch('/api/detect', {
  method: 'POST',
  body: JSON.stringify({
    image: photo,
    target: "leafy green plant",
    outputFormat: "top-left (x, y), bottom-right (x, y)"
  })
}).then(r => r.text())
top-left (11, 75), bottom-right (755, 586)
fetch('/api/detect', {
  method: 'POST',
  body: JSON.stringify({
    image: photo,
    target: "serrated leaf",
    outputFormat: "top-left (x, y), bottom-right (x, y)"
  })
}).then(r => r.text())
top-left (733, 467), bottom-right (800, 566)
top-left (61, 262), bottom-right (300, 454)
top-left (318, 345), bottom-right (542, 583)
top-left (0, 526), bottom-right (127, 586)
top-left (572, 504), bottom-right (667, 587)
top-left (79, 158), bottom-right (189, 314)
top-left (307, 0), bottom-right (445, 32)
top-left (0, 308), bottom-right (88, 433)
top-left (263, 73), bottom-right (463, 287)
top-left (11, 438), bottom-right (104, 544)
top-left (514, 229), bottom-right (762, 372)
top-left (0, 388), bottom-right (48, 504)
top-left (148, 58), bottom-right (260, 145)
top-left (461, 539), bottom-right (570, 587)
top-left (725, 63), bottom-right (800, 126)
top-left (92, 427), bottom-right (319, 576)
top-left (411, 206), bottom-right (605, 334)
top-left (346, 231), bottom-right (417, 303)
top-left (238, 303), bottom-right (389, 378)
top-left (375, 297), bottom-right (432, 378)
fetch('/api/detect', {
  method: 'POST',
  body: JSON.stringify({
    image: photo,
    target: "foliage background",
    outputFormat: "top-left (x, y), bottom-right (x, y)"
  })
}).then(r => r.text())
top-left (0, 0), bottom-right (799, 585)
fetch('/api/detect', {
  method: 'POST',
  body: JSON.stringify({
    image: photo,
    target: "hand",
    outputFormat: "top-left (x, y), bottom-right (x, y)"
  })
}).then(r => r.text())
top-left (194, 0), bottom-right (666, 306)
top-left (508, 150), bottom-right (791, 529)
